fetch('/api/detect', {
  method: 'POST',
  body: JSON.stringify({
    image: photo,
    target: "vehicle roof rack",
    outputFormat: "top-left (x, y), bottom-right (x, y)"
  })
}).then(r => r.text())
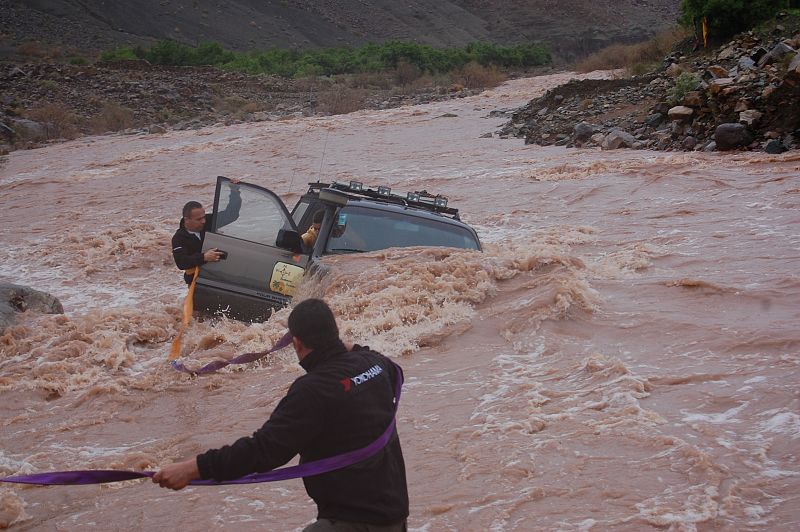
top-left (306, 181), bottom-right (461, 219)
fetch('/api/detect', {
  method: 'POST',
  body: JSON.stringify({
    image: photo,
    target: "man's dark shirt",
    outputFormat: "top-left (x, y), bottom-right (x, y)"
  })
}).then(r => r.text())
top-left (196, 341), bottom-right (409, 525)
top-left (171, 187), bottom-right (241, 285)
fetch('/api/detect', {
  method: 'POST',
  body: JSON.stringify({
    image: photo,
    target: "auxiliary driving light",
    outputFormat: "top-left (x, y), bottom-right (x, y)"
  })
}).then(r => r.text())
top-left (377, 186), bottom-right (391, 196)
top-left (434, 196), bottom-right (448, 207)
top-left (349, 181), bottom-right (363, 191)
top-left (406, 192), bottom-right (420, 202)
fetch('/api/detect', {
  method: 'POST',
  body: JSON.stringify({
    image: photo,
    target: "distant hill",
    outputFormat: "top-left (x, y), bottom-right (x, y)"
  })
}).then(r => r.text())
top-left (2, 0), bottom-right (680, 62)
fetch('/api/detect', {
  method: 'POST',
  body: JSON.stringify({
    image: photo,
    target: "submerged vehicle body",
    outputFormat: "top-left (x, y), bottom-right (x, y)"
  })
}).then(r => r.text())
top-left (194, 177), bottom-right (482, 321)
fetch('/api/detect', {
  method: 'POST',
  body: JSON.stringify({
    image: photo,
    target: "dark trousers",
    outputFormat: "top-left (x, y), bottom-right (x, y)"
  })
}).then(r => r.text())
top-left (303, 518), bottom-right (407, 532)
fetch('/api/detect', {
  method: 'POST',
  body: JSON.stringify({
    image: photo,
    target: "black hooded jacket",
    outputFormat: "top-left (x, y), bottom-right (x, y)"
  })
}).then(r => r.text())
top-left (196, 341), bottom-right (409, 525)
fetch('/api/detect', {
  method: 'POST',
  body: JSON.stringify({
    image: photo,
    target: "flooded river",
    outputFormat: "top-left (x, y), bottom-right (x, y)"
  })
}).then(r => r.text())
top-left (1, 70), bottom-right (799, 530)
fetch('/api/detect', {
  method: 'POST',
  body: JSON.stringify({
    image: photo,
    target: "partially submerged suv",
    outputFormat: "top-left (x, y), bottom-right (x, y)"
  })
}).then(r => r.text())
top-left (194, 176), bottom-right (482, 321)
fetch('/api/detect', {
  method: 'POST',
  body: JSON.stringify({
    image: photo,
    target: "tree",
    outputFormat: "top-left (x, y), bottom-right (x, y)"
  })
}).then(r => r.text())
top-left (679, 0), bottom-right (793, 40)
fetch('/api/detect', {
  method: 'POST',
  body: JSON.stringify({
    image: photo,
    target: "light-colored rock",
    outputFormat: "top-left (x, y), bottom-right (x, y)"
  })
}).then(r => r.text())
top-left (718, 46), bottom-right (737, 60)
top-left (789, 53), bottom-right (800, 75)
top-left (666, 63), bottom-right (685, 77)
top-left (601, 129), bottom-right (636, 150)
top-left (708, 78), bottom-right (735, 94)
top-left (668, 105), bottom-right (694, 121)
top-left (739, 109), bottom-right (762, 126)
top-left (706, 65), bottom-right (729, 78)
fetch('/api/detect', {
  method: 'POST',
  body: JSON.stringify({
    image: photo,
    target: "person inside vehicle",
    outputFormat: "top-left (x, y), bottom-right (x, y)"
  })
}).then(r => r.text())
top-left (171, 178), bottom-right (241, 285)
top-left (152, 298), bottom-right (409, 532)
top-left (301, 210), bottom-right (324, 248)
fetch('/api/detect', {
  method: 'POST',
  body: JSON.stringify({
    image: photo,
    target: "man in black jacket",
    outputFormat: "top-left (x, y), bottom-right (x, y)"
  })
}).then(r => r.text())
top-left (153, 299), bottom-right (409, 531)
top-left (171, 179), bottom-right (242, 285)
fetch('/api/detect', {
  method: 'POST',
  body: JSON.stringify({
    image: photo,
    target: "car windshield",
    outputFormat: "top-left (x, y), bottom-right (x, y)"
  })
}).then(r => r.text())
top-left (325, 205), bottom-right (480, 253)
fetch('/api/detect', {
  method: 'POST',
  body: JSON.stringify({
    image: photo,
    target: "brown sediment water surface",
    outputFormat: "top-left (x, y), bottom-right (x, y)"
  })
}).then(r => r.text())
top-left (1, 71), bottom-right (799, 530)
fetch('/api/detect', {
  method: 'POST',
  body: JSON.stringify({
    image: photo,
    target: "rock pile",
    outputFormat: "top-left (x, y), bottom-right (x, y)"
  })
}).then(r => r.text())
top-left (500, 22), bottom-right (800, 153)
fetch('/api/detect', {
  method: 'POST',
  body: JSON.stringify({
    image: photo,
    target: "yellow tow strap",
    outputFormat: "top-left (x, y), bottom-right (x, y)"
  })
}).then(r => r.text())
top-left (168, 266), bottom-right (199, 361)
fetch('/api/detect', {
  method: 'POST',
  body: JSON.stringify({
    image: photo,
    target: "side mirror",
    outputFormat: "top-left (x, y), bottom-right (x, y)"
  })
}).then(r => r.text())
top-left (276, 229), bottom-right (303, 253)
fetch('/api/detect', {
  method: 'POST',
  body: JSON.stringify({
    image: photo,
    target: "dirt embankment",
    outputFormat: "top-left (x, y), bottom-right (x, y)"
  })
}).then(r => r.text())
top-left (0, 58), bottom-right (494, 153)
top-left (500, 19), bottom-right (800, 153)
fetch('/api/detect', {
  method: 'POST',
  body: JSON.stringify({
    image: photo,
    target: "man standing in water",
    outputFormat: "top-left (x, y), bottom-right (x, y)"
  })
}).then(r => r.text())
top-left (153, 298), bottom-right (409, 531)
top-left (171, 178), bottom-right (241, 285)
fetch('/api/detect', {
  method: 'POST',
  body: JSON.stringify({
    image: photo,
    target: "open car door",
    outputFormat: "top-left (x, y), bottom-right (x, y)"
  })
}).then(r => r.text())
top-left (193, 176), bottom-right (309, 322)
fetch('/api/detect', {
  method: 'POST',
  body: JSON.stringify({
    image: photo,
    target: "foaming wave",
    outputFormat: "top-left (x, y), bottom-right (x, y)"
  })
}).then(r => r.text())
top-left (0, 489), bottom-right (29, 529)
top-left (0, 301), bottom-right (291, 397)
top-left (295, 239), bottom-right (593, 356)
top-left (1, 220), bottom-right (181, 310)
top-left (635, 485), bottom-right (720, 528)
top-left (664, 278), bottom-right (737, 295)
top-left (589, 242), bottom-right (666, 279)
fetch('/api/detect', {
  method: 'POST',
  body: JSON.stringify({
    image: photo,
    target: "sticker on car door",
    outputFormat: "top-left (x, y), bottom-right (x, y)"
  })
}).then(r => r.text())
top-left (270, 262), bottom-right (305, 296)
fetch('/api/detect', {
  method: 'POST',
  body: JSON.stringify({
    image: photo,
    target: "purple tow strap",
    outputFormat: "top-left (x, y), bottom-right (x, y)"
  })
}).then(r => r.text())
top-left (1, 363), bottom-right (404, 487)
top-left (170, 331), bottom-right (293, 376)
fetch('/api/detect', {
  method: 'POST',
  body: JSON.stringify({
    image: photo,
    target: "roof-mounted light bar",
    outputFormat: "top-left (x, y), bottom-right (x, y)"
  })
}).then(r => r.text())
top-left (315, 181), bottom-right (460, 219)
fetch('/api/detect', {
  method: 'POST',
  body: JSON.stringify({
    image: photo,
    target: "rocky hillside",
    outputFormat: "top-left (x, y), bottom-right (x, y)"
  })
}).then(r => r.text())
top-left (2, 0), bottom-right (679, 61)
top-left (500, 16), bottom-right (800, 153)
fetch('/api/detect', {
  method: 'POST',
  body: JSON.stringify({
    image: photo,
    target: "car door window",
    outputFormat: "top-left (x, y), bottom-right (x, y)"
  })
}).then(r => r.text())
top-left (212, 178), bottom-right (296, 246)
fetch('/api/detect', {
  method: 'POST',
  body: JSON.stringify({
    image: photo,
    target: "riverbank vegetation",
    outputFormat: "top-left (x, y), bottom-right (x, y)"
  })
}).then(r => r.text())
top-left (100, 39), bottom-right (552, 78)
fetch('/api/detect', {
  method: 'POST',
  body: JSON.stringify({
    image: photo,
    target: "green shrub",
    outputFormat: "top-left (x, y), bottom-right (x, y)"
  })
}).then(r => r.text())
top-left (669, 72), bottom-right (700, 104)
top-left (100, 47), bottom-right (138, 61)
top-left (100, 39), bottom-right (551, 79)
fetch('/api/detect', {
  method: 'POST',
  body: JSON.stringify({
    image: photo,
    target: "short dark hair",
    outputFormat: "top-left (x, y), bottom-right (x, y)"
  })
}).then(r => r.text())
top-left (312, 210), bottom-right (324, 224)
top-left (182, 201), bottom-right (203, 218)
top-left (288, 298), bottom-right (339, 350)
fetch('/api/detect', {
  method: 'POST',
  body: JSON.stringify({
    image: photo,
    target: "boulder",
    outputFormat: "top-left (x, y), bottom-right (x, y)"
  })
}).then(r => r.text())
top-left (0, 283), bottom-right (63, 334)
top-left (708, 78), bottom-right (735, 94)
top-left (764, 139), bottom-right (787, 154)
top-left (573, 121), bottom-right (596, 142)
top-left (738, 109), bottom-right (762, 126)
top-left (601, 129), bottom-right (636, 150)
top-left (668, 105), bottom-right (694, 121)
top-left (737, 56), bottom-right (756, 71)
top-left (715, 123), bottom-right (753, 151)
top-left (665, 63), bottom-right (685, 77)
top-left (682, 91), bottom-right (704, 107)
top-left (9, 118), bottom-right (46, 139)
top-left (706, 65), bottom-right (729, 78)
top-left (590, 132), bottom-right (606, 145)
top-left (645, 113), bottom-right (663, 128)
top-left (789, 53), bottom-right (800, 75)
top-left (682, 136), bottom-right (698, 150)
top-left (757, 42), bottom-right (796, 67)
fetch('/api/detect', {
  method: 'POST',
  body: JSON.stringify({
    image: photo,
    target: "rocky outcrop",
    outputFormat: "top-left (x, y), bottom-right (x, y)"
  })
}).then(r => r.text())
top-left (0, 283), bottom-right (63, 333)
top-left (501, 20), bottom-right (800, 153)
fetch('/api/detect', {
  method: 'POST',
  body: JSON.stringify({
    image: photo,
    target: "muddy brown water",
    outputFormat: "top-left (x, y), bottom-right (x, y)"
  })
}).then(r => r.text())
top-left (1, 71), bottom-right (799, 530)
